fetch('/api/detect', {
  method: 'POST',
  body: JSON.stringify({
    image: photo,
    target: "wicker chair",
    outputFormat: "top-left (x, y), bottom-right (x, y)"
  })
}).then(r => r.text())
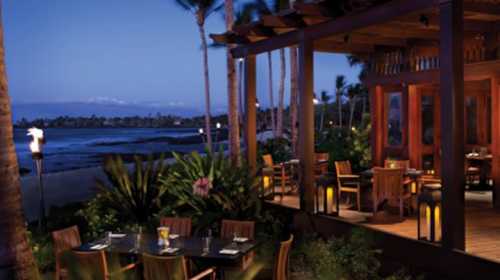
top-left (142, 254), bottom-right (215, 280)
top-left (69, 250), bottom-right (136, 280)
top-left (160, 217), bottom-right (192, 237)
top-left (52, 225), bottom-right (82, 280)
top-left (335, 160), bottom-right (362, 211)
top-left (372, 167), bottom-right (411, 218)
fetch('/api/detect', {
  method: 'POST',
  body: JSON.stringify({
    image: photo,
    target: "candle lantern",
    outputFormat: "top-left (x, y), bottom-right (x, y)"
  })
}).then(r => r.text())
top-left (316, 174), bottom-right (339, 216)
top-left (417, 184), bottom-right (442, 243)
top-left (27, 127), bottom-right (46, 232)
top-left (261, 167), bottom-right (274, 200)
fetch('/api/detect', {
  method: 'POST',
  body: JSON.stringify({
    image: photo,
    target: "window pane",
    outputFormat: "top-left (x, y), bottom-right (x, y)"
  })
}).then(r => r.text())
top-left (388, 92), bottom-right (403, 146)
top-left (466, 97), bottom-right (478, 145)
top-left (421, 95), bottom-right (434, 145)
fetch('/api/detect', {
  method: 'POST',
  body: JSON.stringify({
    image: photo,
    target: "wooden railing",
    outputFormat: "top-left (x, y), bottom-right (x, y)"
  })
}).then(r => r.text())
top-left (369, 46), bottom-right (490, 76)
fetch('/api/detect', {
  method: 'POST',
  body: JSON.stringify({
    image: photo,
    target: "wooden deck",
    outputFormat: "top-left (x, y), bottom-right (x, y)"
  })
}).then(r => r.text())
top-left (268, 191), bottom-right (500, 263)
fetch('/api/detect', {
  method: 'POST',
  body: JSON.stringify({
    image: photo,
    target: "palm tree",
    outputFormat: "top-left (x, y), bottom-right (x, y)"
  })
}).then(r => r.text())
top-left (224, 0), bottom-right (241, 163)
top-left (267, 51), bottom-right (276, 136)
top-left (254, 0), bottom-right (290, 138)
top-left (319, 90), bottom-right (331, 132)
top-left (347, 83), bottom-right (362, 131)
top-left (174, 0), bottom-right (223, 152)
top-left (335, 75), bottom-right (347, 128)
top-left (0, 4), bottom-right (39, 278)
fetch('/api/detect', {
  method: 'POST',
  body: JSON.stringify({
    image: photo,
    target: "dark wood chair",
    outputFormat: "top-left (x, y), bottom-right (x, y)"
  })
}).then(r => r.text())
top-left (335, 160), bottom-right (362, 211)
top-left (52, 225), bottom-right (82, 280)
top-left (69, 250), bottom-right (136, 280)
top-left (314, 152), bottom-right (330, 177)
top-left (142, 253), bottom-right (215, 280)
top-left (372, 167), bottom-right (411, 219)
top-left (221, 219), bottom-right (256, 271)
top-left (160, 217), bottom-right (192, 237)
top-left (262, 154), bottom-right (293, 197)
top-left (273, 234), bottom-right (294, 280)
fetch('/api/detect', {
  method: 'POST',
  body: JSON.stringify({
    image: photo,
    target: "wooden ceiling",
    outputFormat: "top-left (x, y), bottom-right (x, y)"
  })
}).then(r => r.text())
top-left (210, 0), bottom-right (500, 57)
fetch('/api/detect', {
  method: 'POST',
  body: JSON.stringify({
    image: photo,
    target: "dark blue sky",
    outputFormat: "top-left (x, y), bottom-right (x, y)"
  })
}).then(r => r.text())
top-left (3, 0), bottom-right (360, 117)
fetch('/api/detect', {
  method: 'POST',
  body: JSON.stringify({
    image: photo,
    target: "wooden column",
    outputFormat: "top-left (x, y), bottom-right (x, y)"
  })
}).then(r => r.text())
top-left (490, 76), bottom-right (500, 207)
top-left (244, 55), bottom-right (257, 173)
top-left (408, 85), bottom-right (420, 168)
top-left (370, 85), bottom-right (384, 167)
top-left (298, 39), bottom-right (315, 212)
top-left (439, 0), bottom-right (465, 251)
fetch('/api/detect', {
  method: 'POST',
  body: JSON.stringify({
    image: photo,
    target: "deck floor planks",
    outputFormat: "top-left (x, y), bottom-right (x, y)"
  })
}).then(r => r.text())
top-left (267, 192), bottom-right (500, 263)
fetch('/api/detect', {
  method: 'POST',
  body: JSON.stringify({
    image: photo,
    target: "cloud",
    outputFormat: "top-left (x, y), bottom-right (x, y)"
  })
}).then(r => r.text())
top-left (86, 96), bottom-right (129, 106)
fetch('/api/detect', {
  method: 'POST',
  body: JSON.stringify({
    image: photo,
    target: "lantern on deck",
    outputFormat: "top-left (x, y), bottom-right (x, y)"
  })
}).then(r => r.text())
top-left (417, 184), bottom-right (442, 243)
top-left (261, 167), bottom-right (274, 199)
top-left (316, 174), bottom-right (339, 216)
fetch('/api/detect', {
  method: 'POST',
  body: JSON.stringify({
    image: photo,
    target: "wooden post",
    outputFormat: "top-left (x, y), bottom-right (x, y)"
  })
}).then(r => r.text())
top-left (370, 85), bottom-right (384, 167)
top-left (244, 55), bottom-right (257, 173)
top-left (408, 85), bottom-right (420, 168)
top-left (491, 76), bottom-right (500, 207)
top-left (439, 0), bottom-right (465, 251)
top-left (298, 38), bottom-right (315, 212)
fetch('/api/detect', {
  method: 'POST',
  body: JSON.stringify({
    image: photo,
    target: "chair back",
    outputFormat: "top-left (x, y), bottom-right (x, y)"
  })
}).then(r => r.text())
top-left (315, 153), bottom-right (329, 162)
top-left (220, 219), bottom-right (255, 240)
top-left (69, 250), bottom-right (108, 280)
top-left (373, 167), bottom-right (404, 205)
top-left (335, 160), bottom-right (352, 176)
top-left (142, 253), bottom-right (188, 280)
top-left (384, 159), bottom-right (410, 170)
top-left (52, 225), bottom-right (82, 274)
top-left (262, 154), bottom-right (274, 167)
top-left (273, 234), bottom-right (294, 280)
top-left (160, 217), bottom-right (192, 237)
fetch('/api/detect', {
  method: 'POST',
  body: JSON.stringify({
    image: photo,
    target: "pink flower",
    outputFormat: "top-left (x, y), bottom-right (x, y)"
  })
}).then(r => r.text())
top-left (193, 177), bottom-right (212, 197)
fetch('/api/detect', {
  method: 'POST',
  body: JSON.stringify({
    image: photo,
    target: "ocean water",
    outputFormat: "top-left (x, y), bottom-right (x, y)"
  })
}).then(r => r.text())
top-left (14, 128), bottom-right (201, 175)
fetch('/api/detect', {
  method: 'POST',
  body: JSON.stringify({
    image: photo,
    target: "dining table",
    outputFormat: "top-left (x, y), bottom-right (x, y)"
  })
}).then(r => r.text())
top-left (77, 233), bottom-right (260, 268)
top-left (466, 153), bottom-right (492, 188)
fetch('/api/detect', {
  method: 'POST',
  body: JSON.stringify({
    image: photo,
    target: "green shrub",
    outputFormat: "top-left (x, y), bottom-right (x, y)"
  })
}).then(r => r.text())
top-left (258, 137), bottom-right (292, 164)
top-left (160, 150), bottom-right (262, 235)
top-left (76, 194), bottom-right (121, 240)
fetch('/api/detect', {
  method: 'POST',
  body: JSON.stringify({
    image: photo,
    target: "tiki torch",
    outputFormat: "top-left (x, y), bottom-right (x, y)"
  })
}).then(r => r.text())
top-left (27, 127), bottom-right (46, 232)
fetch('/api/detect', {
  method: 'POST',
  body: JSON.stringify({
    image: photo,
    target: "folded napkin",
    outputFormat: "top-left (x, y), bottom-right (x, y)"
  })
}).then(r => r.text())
top-left (90, 244), bottom-right (109, 250)
top-left (233, 237), bottom-right (249, 243)
top-left (110, 233), bottom-right (126, 238)
top-left (169, 234), bottom-right (180, 239)
top-left (160, 247), bottom-right (179, 254)
top-left (219, 249), bottom-right (239, 255)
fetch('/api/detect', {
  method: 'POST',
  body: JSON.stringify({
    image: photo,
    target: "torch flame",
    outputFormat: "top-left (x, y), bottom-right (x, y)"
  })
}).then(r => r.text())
top-left (27, 127), bottom-right (44, 153)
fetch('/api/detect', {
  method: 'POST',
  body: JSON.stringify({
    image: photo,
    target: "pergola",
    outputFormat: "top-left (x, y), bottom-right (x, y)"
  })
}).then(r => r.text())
top-left (212, 0), bottom-right (500, 253)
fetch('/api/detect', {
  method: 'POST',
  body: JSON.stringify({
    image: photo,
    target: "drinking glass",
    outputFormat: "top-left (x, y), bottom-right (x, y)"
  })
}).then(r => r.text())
top-left (202, 237), bottom-right (211, 254)
top-left (105, 231), bottom-right (112, 246)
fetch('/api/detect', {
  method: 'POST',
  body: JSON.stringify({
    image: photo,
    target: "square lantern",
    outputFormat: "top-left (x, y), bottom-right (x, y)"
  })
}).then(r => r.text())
top-left (261, 167), bottom-right (274, 200)
top-left (417, 185), bottom-right (442, 243)
top-left (316, 174), bottom-right (339, 216)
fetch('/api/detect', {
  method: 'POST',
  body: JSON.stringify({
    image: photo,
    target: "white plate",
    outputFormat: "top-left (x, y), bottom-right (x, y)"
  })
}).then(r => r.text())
top-left (219, 249), bottom-right (239, 255)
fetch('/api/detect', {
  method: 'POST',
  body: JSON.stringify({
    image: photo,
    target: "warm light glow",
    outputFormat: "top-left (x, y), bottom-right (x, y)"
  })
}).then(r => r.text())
top-left (313, 98), bottom-right (319, 105)
top-left (27, 127), bottom-right (44, 154)
top-left (435, 205), bottom-right (441, 241)
top-left (326, 187), bottom-right (334, 214)
top-left (411, 182), bottom-right (417, 194)
top-left (426, 205), bottom-right (431, 240)
top-left (216, 122), bottom-right (221, 129)
top-left (198, 128), bottom-right (204, 134)
top-left (238, 58), bottom-right (244, 63)
top-left (351, 126), bottom-right (356, 132)
top-left (329, 121), bottom-right (333, 126)
top-left (263, 176), bottom-right (270, 188)
top-left (255, 102), bottom-right (260, 108)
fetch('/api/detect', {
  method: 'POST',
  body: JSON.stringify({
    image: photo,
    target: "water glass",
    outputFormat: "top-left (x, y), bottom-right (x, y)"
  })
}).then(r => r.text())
top-left (105, 231), bottom-right (112, 246)
top-left (202, 237), bottom-right (211, 254)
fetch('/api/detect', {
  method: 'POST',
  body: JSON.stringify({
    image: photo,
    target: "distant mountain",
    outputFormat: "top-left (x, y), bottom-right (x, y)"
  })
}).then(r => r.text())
top-left (12, 102), bottom-right (203, 121)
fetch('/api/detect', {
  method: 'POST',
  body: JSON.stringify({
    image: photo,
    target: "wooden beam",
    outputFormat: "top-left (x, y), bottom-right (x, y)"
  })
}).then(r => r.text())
top-left (294, 2), bottom-right (333, 17)
top-left (314, 40), bottom-right (374, 54)
top-left (324, 33), bottom-right (408, 47)
top-left (490, 76), bottom-right (500, 208)
top-left (261, 14), bottom-right (306, 28)
top-left (244, 55), bottom-right (257, 173)
top-left (232, 0), bottom-right (438, 58)
top-left (439, 0), bottom-right (465, 251)
top-left (464, 2), bottom-right (500, 17)
top-left (298, 39), bottom-right (315, 212)
top-left (370, 85), bottom-right (385, 167)
top-left (407, 85), bottom-right (421, 168)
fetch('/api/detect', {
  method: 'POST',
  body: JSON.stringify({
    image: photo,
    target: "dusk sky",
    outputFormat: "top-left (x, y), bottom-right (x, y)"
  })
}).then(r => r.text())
top-left (3, 0), bottom-right (360, 118)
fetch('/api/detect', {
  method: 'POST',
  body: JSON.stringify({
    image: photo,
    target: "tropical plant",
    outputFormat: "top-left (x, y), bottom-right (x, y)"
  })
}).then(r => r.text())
top-left (161, 150), bottom-right (262, 234)
top-left (174, 0), bottom-right (224, 152)
top-left (350, 114), bottom-right (372, 170)
top-left (335, 75), bottom-right (347, 127)
top-left (0, 2), bottom-right (39, 277)
top-left (347, 83), bottom-right (366, 131)
top-left (258, 137), bottom-right (293, 165)
top-left (94, 154), bottom-right (169, 224)
top-left (77, 194), bottom-right (121, 240)
top-left (319, 90), bottom-right (331, 132)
